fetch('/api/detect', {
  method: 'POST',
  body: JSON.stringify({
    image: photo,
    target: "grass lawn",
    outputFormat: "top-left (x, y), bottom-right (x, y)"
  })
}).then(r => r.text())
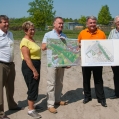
top-left (12, 30), bottom-right (47, 41)
top-left (11, 29), bottom-right (109, 41)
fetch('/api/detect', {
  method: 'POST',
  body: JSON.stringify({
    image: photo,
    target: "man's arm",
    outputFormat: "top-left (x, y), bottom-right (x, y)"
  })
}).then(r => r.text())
top-left (41, 33), bottom-right (48, 51)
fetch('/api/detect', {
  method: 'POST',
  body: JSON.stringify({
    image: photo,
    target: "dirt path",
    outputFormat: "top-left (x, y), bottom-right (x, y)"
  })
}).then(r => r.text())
top-left (4, 41), bottom-right (119, 119)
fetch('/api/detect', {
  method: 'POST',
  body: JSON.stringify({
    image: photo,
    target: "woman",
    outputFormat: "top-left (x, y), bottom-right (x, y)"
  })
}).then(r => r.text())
top-left (108, 15), bottom-right (119, 99)
top-left (20, 21), bottom-right (42, 118)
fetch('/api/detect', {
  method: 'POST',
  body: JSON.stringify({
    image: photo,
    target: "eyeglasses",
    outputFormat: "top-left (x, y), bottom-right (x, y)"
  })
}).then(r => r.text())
top-left (28, 28), bottom-right (35, 31)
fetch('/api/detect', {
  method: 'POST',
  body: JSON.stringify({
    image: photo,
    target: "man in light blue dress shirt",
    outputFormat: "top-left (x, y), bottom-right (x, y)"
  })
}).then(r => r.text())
top-left (42, 17), bottom-right (68, 113)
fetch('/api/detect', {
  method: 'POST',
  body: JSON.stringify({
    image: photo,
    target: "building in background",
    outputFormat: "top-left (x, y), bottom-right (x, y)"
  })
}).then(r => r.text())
top-left (63, 22), bottom-right (83, 30)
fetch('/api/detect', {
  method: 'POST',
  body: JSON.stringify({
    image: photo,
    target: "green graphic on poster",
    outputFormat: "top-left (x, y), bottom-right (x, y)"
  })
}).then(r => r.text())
top-left (47, 38), bottom-right (80, 67)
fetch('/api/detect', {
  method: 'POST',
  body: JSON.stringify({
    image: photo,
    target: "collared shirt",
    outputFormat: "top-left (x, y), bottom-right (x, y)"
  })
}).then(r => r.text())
top-left (108, 28), bottom-right (119, 39)
top-left (42, 29), bottom-right (67, 43)
top-left (0, 29), bottom-right (14, 62)
top-left (78, 28), bottom-right (106, 42)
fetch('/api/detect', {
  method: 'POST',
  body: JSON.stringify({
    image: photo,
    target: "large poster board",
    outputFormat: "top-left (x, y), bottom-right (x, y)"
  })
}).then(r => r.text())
top-left (81, 40), bottom-right (119, 66)
top-left (47, 38), bottom-right (80, 67)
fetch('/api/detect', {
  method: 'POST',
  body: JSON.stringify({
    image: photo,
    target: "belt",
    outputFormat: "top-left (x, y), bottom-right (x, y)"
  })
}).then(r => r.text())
top-left (0, 61), bottom-right (13, 65)
top-left (62, 67), bottom-right (66, 68)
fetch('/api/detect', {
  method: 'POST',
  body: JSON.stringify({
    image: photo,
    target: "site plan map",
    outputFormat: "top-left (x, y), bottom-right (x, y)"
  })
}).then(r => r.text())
top-left (47, 38), bottom-right (80, 67)
top-left (81, 40), bottom-right (116, 66)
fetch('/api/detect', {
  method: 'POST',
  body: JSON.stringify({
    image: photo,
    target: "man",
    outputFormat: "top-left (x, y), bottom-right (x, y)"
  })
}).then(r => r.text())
top-left (78, 16), bottom-right (107, 107)
top-left (42, 17), bottom-right (68, 113)
top-left (108, 15), bottom-right (119, 99)
top-left (0, 15), bottom-right (22, 119)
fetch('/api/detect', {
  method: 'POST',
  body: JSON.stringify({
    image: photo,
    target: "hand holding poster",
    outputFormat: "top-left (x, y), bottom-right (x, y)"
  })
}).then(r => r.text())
top-left (47, 38), bottom-right (80, 67)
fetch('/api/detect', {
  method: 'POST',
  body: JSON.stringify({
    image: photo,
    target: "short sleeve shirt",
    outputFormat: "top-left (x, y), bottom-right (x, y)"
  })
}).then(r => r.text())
top-left (108, 28), bottom-right (119, 39)
top-left (78, 28), bottom-right (106, 42)
top-left (42, 29), bottom-right (67, 43)
top-left (20, 38), bottom-right (41, 60)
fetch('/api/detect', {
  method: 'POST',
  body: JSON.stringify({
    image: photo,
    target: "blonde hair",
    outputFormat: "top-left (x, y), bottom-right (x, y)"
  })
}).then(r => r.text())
top-left (22, 21), bottom-right (34, 31)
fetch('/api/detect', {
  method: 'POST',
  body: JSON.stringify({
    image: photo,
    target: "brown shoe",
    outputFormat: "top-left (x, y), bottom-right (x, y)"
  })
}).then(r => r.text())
top-left (48, 107), bottom-right (57, 114)
top-left (55, 101), bottom-right (68, 105)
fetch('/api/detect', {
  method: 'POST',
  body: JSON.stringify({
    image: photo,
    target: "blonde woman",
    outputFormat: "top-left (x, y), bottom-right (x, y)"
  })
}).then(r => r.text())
top-left (20, 21), bottom-right (41, 118)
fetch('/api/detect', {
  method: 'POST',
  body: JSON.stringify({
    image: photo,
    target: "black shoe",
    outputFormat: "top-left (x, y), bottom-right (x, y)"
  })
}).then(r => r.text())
top-left (98, 100), bottom-right (107, 107)
top-left (110, 95), bottom-right (119, 99)
top-left (34, 105), bottom-right (43, 110)
top-left (0, 115), bottom-right (10, 119)
top-left (9, 106), bottom-right (24, 110)
top-left (83, 98), bottom-right (92, 104)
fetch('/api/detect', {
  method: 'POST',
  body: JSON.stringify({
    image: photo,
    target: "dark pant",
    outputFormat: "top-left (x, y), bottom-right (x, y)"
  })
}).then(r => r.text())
top-left (0, 62), bottom-right (17, 117)
top-left (111, 66), bottom-right (119, 96)
top-left (22, 60), bottom-right (41, 101)
top-left (82, 66), bottom-right (105, 101)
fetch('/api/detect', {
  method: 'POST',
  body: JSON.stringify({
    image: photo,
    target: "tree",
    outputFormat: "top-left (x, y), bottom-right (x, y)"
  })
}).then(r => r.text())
top-left (78, 15), bottom-right (86, 27)
top-left (69, 18), bottom-right (73, 22)
top-left (98, 5), bottom-right (112, 25)
top-left (9, 17), bottom-right (31, 30)
top-left (63, 18), bottom-right (69, 22)
top-left (27, 0), bottom-right (56, 30)
top-left (74, 19), bottom-right (78, 22)
top-left (63, 18), bottom-right (73, 22)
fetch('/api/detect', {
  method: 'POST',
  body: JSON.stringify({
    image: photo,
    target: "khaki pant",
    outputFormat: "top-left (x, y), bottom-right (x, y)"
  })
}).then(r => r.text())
top-left (47, 67), bottom-right (64, 108)
top-left (0, 63), bottom-right (17, 117)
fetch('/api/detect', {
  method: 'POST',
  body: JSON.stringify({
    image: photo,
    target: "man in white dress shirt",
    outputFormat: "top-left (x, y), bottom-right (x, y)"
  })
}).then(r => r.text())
top-left (0, 15), bottom-right (22, 119)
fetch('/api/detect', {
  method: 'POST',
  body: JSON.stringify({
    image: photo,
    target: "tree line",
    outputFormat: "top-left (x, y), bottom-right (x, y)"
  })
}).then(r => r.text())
top-left (9, 0), bottom-right (113, 31)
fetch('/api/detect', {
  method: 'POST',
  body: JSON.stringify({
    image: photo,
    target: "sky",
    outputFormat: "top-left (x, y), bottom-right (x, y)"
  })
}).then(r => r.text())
top-left (0, 0), bottom-right (119, 19)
